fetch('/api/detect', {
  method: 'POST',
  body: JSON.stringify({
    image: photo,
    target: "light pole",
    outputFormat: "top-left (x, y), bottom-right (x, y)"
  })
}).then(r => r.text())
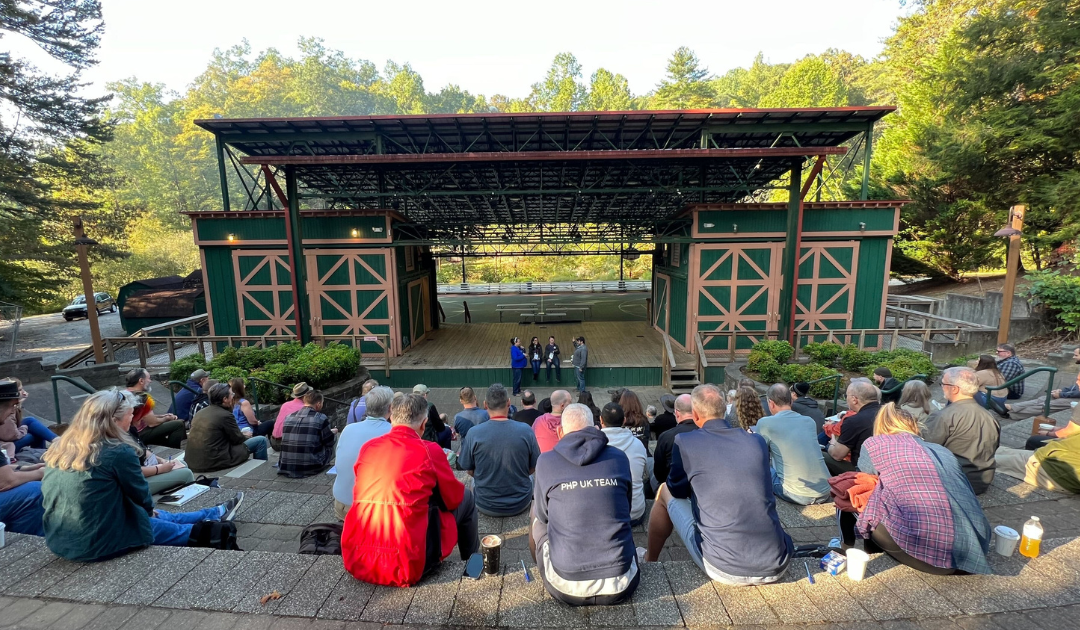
top-left (73, 217), bottom-right (105, 364)
top-left (994, 205), bottom-right (1026, 345)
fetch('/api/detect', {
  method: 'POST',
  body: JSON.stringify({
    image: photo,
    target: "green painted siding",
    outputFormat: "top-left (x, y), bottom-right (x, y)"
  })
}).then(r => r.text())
top-left (697, 210), bottom-right (785, 235)
top-left (203, 247), bottom-right (242, 335)
top-left (197, 218), bottom-right (286, 242)
top-left (697, 208), bottom-right (897, 237)
top-left (377, 367), bottom-right (661, 389)
top-left (669, 275), bottom-right (688, 347)
top-left (803, 208), bottom-right (895, 233)
top-left (301, 215), bottom-right (386, 241)
top-left (852, 238), bottom-right (889, 330)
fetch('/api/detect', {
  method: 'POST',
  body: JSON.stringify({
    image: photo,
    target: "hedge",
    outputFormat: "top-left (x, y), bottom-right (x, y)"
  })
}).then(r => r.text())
top-left (168, 342), bottom-right (361, 404)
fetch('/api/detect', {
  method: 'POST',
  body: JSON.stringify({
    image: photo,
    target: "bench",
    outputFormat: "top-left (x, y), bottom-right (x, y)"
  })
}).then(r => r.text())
top-left (496, 306), bottom-right (537, 322)
top-left (520, 312), bottom-right (567, 323)
top-left (552, 306), bottom-right (590, 320)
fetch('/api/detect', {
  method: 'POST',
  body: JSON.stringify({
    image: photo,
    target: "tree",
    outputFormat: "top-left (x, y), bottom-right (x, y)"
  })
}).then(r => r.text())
top-left (529, 52), bottom-right (587, 112)
top-left (0, 0), bottom-right (113, 307)
top-left (759, 55), bottom-right (849, 107)
top-left (712, 53), bottom-right (788, 107)
top-left (652, 47), bottom-right (714, 109)
top-left (587, 68), bottom-right (633, 111)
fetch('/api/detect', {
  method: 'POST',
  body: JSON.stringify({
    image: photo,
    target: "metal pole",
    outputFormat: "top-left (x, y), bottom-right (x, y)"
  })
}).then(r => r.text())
top-left (73, 217), bottom-right (105, 364)
top-left (216, 136), bottom-right (231, 213)
top-left (284, 166), bottom-right (309, 343)
top-left (998, 205), bottom-right (1026, 345)
top-left (777, 159), bottom-right (802, 343)
top-left (861, 122), bottom-right (874, 201)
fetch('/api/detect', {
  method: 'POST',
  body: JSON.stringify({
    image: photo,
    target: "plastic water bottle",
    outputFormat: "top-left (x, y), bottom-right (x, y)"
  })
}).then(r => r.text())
top-left (1019, 516), bottom-right (1043, 558)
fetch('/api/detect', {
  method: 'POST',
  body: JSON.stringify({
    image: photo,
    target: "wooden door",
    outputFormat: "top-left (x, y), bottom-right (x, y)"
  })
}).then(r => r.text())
top-left (232, 250), bottom-right (296, 336)
top-left (305, 249), bottom-right (396, 355)
top-left (653, 273), bottom-right (671, 334)
top-left (794, 242), bottom-right (860, 332)
top-left (407, 277), bottom-right (431, 347)
top-left (693, 243), bottom-right (781, 353)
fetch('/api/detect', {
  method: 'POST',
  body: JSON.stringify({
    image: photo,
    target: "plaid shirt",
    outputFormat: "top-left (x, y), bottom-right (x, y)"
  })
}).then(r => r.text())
top-left (857, 433), bottom-right (955, 570)
top-left (997, 356), bottom-right (1025, 397)
top-left (278, 406), bottom-right (336, 478)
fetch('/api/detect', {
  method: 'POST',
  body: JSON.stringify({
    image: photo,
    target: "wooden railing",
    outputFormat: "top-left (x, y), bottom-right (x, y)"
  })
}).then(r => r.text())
top-left (694, 332), bottom-right (709, 386)
top-left (884, 305), bottom-right (993, 331)
top-left (696, 330), bottom-right (782, 364)
top-left (660, 331), bottom-right (676, 390)
top-left (58, 314), bottom-right (211, 369)
top-left (792, 328), bottom-right (966, 360)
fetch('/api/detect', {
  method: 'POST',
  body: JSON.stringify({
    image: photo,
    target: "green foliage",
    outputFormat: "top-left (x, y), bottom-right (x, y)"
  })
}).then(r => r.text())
top-left (840, 344), bottom-right (873, 372)
top-left (168, 342), bottom-right (360, 404)
top-left (946, 353), bottom-right (981, 367)
top-left (529, 52), bottom-right (587, 112)
top-left (750, 340), bottom-right (794, 364)
top-left (778, 363), bottom-right (844, 399)
top-left (652, 47), bottom-right (715, 109)
top-left (1027, 270), bottom-right (1080, 334)
top-left (865, 348), bottom-right (937, 382)
top-left (745, 352), bottom-right (783, 384)
top-left (801, 342), bottom-right (844, 365)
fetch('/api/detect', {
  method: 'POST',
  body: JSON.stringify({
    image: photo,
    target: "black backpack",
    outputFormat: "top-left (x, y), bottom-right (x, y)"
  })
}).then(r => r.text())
top-left (187, 521), bottom-right (241, 550)
top-left (299, 523), bottom-right (343, 555)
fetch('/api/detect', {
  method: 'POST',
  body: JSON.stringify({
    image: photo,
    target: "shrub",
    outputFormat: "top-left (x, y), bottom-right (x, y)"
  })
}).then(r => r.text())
top-left (779, 362), bottom-right (845, 399)
top-left (801, 342), bottom-right (844, 366)
top-left (746, 351), bottom-right (783, 383)
top-left (169, 354), bottom-right (207, 383)
top-left (1027, 270), bottom-right (1080, 334)
top-left (840, 344), bottom-right (873, 372)
top-left (752, 340), bottom-right (794, 364)
top-left (864, 348), bottom-right (937, 382)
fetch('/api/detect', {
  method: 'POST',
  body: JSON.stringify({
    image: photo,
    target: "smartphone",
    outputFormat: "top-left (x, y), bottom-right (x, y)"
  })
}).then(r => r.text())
top-left (463, 552), bottom-right (484, 580)
top-left (159, 494), bottom-right (181, 503)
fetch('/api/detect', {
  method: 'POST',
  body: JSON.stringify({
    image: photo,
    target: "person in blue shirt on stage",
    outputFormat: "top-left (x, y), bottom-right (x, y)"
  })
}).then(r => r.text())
top-left (510, 337), bottom-right (528, 396)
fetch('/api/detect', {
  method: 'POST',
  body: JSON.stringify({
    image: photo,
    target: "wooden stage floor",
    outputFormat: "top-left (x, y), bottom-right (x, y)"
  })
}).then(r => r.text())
top-left (391, 322), bottom-right (695, 370)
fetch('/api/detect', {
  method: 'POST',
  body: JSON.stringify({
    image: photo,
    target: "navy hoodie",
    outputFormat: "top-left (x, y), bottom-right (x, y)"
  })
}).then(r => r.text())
top-left (534, 426), bottom-right (635, 581)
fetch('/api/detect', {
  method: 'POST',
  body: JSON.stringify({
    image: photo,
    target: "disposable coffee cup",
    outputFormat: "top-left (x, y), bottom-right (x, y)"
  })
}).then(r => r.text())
top-left (0, 522), bottom-right (6, 549)
top-left (1039, 423), bottom-right (1056, 432)
top-left (994, 525), bottom-right (1020, 556)
top-left (481, 535), bottom-right (502, 575)
top-left (846, 548), bottom-right (869, 581)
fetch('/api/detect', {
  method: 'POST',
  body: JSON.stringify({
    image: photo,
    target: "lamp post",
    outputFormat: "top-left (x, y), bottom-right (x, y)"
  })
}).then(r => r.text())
top-left (72, 217), bottom-right (105, 364)
top-left (994, 205), bottom-right (1026, 345)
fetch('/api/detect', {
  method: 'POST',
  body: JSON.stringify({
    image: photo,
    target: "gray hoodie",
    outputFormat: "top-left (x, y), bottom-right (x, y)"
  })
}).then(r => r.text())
top-left (572, 343), bottom-right (588, 369)
top-left (600, 427), bottom-right (647, 520)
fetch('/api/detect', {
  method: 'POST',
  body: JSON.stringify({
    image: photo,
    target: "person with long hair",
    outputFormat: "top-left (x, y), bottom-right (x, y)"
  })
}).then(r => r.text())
top-left (971, 354), bottom-right (1006, 412)
top-left (510, 337), bottom-right (527, 396)
top-left (228, 377), bottom-right (274, 438)
top-left (528, 336), bottom-right (543, 383)
top-left (577, 391), bottom-right (602, 425)
top-left (0, 381), bottom-right (45, 535)
top-left (836, 403), bottom-right (992, 575)
top-left (733, 386), bottom-right (764, 431)
top-left (0, 378), bottom-right (58, 453)
top-left (898, 380), bottom-right (934, 424)
top-left (618, 389), bottom-right (651, 454)
top-left (41, 389), bottom-right (243, 562)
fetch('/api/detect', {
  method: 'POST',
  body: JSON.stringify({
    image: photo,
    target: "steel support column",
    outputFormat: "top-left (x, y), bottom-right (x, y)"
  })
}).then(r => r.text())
top-left (861, 121), bottom-right (874, 201)
top-left (215, 135), bottom-right (231, 212)
top-left (284, 166), bottom-right (309, 343)
top-left (778, 159), bottom-right (803, 343)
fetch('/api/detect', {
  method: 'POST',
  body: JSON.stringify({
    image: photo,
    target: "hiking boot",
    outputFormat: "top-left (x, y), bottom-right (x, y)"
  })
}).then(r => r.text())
top-left (220, 491), bottom-right (245, 522)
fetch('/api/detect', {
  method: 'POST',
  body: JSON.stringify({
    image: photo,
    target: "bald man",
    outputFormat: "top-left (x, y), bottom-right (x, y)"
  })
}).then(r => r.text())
top-left (530, 403), bottom-right (639, 606)
top-left (651, 394), bottom-right (695, 489)
top-left (533, 390), bottom-right (573, 453)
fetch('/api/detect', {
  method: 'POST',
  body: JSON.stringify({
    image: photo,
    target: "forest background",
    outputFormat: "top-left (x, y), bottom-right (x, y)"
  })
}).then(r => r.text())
top-left (2, 0), bottom-right (1078, 312)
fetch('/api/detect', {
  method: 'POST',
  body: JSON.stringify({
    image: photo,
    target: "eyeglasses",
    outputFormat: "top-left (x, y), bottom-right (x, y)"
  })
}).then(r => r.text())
top-left (941, 382), bottom-right (958, 389)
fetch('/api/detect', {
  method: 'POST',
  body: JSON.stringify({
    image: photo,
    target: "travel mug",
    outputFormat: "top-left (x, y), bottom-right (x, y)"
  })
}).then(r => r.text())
top-left (481, 535), bottom-right (502, 575)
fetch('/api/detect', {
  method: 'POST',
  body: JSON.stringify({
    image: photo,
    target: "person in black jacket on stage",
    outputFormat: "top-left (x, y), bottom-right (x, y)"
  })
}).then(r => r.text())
top-left (529, 337), bottom-right (544, 383)
top-left (544, 336), bottom-right (562, 384)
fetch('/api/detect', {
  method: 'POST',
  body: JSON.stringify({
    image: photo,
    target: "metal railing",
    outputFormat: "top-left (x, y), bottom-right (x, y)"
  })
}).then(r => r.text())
top-left (983, 367), bottom-right (1057, 418)
top-left (51, 375), bottom-right (96, 425)
top-left (438, 280), bottom-right (651, 295)
top-left (166, 380), bottom-right (201, 411)
top-left (807, 373), bottom-right (844, 415)
top-left (0, 300), bottom-right (22, 360)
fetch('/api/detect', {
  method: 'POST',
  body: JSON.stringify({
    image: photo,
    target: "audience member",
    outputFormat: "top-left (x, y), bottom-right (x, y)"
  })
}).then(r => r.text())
top-left (459, 384), bottom-right (540, 517)
top-left (168, 369), bottom-right (209, 423)
top-left (1005, 370), bottom-right (1080, 420)
top-left (342, 394), bottom-right (479, 587)
top-left (995, 405), bottom-right (1080, 493)
top-left (271, 382), bottom-right (312, 451)
top-left (531, 403), bottom-right (639, 606)
top-left (840, 404), bottom-right (991, 575)
top-left (187, 383), bottom-right (269, 472)
top-left (229, 377), bottom-right (273, 438)
top-left (824, 380), bottom-right (881, 475)
top-left (757, 384), bottom-right (831, 505)
top-left (42, 389), bottom-right (242, 562)
top-left (412, 384), bottom-right (444, 435)
top-left (346, 379), bottom-right (379, 425)
top-left (619, 390), bottom-right (651, 453)
top-left (452, 386), bottom-right (489, 439)
top-left (996, 344), bottom-right (1025, 399)
top-left (514, 391), bottom-right (542, 426)
top-left (645, 384), bottom-right (792, 585)
top-left (733, 386), bottom-right (764, 431)
top-left (922, 367), bottom-right (1000, 494)
top-left (578, 391), bottom-right (602, 425)
top-left (0, 378), bottom-right (57, 456)
top-left (534, 390), bottom-right (572, 453)
top-left (279, 390), bottom-right (337, 478)
top-left (127, 422), bottom-right (193, 495)
top-left (972, 354), bottom-right (1006, 412)
top-left (789, 382), bottom-right (827, 434)
top-left (599, 402), bottom-right (648, 525)
top-left (651, 394), bottom-right (695, 490)
top-left (652, 394), bottom-right (678, 438)
top-left (725, 378), bottom-right (757, 424)
top-left (332, 386), bottom-right (393, 519)
top-left (899, 380), bottom-right (934, 424)
top-left (873, 367), bottom-right (901, 405)
top-left (126, 368), bottom-right (186, 448)
top-left (0, 383), bottom-right (45, 534)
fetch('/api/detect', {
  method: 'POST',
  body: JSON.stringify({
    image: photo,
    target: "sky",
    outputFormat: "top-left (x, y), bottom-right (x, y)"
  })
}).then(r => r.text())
top-left (17, 0), bottom-right (909, 99)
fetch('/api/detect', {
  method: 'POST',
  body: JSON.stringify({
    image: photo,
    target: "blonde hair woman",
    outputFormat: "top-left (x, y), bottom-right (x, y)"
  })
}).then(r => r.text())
top-left (42, 389), bottom-right (244, 562)
top-left (834, 403), bottom-right (992, 576)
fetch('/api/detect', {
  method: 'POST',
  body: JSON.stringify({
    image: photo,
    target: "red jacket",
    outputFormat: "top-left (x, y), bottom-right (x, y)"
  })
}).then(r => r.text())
top-left (342, 424), bottom-right (464, 587)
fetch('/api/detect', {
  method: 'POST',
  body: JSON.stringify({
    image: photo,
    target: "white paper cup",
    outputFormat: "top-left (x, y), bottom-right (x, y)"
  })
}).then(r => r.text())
top-left (846, 549), bottom-right (869, 581)
top-left (994, 525), bottom-right (1020, 556)
top-left (1039, 423), bottom-right (1056, 432)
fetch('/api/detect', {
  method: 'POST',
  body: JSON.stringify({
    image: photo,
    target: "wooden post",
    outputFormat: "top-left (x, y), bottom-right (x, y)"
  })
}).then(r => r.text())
top-left (998, 205), bottom-right (1026, 345)
top-left (73, 218), bottom-right (105, 364)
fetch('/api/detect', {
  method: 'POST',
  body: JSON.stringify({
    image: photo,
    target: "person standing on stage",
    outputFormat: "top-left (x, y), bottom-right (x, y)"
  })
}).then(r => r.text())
top-left (544, 336), bottom-right (562, 384)
top-left (572, 337), bottom-right (588, 392)
top-left (529, 337), bottom-right (544, 384)
top-left (511, 337), bottom-right (528, 396)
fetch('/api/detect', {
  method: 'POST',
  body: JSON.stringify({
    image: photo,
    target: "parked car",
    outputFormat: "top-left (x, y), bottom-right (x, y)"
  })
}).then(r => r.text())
top-left (63, 292), bottom-right (116, 321)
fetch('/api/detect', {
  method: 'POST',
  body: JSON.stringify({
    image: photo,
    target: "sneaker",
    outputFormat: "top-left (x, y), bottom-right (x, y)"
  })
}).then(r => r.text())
top-left (220, 491), bottom-right (245, 522)
top-left (636, 546), bottom-right (648, 563)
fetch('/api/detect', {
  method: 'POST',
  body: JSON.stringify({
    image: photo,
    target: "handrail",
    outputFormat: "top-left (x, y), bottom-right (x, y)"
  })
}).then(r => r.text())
top-left (662, 332), bottom-right (676, 369)
top-left (805, 373), bottom-right (843, 415)
top-left (166, 380), bottom-right (201, 410)
top-left (140, 314), bottom-right (209, 335)
top-left (983, 366), bottom-right (1057, 418)
top-left (51, 375), bottom-right (97, 425)
top-left (246, 376), bottom-right (348, 415)
top-left (694, 332), bottom-right (708, 386)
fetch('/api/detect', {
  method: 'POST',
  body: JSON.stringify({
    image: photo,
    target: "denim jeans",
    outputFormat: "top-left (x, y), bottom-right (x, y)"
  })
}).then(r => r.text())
top-left (0, 481), bottom-right (45, 535)
top-left (13, 417), bottom-right (58, 451)
top-left (546, 361), bottom-right (561, 383)
top-left (512, 368), bottom-right (523, 394)
top-left (575, 367), bottom-right (586, 392)
top-left (150, 505), bottom-right (225, 546)
top-left (246, 436), bottom-right (269, 460)
top-left (531, 360), bottom-right (541, 380)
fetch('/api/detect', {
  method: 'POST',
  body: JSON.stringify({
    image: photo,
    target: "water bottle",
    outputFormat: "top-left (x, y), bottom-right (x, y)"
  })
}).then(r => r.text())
top-left (1019, 516), bottom-right (1043, 558)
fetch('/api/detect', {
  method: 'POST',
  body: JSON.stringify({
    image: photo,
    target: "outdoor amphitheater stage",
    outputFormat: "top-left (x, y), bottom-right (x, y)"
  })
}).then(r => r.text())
top-left (379, 321), bottom-right (694, 389)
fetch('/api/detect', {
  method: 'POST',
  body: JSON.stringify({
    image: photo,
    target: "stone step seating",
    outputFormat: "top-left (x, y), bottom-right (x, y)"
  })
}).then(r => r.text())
top-left (1046, 344), bottom-right (1080, 371)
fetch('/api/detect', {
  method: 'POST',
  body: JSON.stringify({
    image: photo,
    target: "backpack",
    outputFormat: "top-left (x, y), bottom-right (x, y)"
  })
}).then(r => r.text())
top-left (188, 394), bottom-right (209, 426)
top-left (187, 521), bottom-right (241, 550)
top-left (299, 522), bottom-right (344, 555)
